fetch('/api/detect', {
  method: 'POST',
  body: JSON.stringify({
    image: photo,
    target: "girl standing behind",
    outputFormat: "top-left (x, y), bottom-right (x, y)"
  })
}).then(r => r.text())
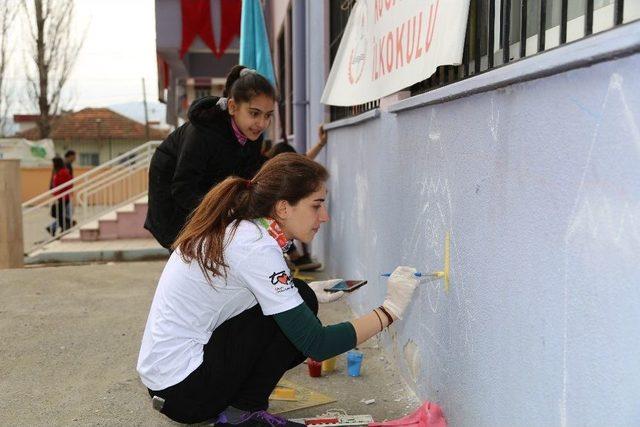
top-left (145, 66), bottom-right (275, 249)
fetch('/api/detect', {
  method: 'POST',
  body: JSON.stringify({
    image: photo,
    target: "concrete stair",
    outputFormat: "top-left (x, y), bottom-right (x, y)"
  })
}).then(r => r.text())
top-left (62, 196), bottom-right (152, 242)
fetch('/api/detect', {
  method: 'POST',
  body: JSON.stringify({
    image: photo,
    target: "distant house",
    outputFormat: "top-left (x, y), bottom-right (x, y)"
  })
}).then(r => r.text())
top-left (17, 108), bottom-right (169, 166)
top-left (13, 114), bottom-right (60, 134)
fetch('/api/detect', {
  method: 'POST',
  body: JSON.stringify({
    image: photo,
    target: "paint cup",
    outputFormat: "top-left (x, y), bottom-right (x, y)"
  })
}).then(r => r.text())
top-left (321, 356), bottom-right (337, 373)
top-left (307, 358), bottom-right (322, 377)
top-left (346, 350), bottom-right (364, 377)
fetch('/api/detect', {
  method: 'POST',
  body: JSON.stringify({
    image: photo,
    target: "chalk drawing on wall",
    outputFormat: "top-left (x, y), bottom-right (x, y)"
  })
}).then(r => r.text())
top-left (408, 178), bottom-right (475, 357)
top-left (489, 94), bottom-right (500, 143)
top-left (560, 72), bottom-right (640, 427)
top-left (392, 114), bottom-right (479, 399)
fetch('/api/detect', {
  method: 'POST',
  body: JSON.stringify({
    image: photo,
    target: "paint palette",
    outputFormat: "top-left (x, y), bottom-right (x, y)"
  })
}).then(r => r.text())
top-left (290, 413), bottom-right (374, 426)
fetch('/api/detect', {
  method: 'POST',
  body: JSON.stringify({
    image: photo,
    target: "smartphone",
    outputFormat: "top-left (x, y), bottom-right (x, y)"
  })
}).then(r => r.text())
top-left (325, 280), bottom-right (368, 293)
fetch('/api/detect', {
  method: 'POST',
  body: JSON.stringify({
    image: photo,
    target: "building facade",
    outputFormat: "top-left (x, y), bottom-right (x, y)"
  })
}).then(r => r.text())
top-left (155, 0), bottom-right (242, 126)
top-left (263, 1), bottom-right (640, 425)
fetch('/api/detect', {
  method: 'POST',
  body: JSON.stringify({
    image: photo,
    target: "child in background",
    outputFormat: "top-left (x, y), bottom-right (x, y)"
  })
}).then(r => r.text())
top-left (265, 124), bottom-right (329, 271)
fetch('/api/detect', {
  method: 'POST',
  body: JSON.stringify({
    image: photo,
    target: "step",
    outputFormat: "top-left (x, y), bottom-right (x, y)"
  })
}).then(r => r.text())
top-left (63, 197), bottom-right (151, 242)
top-left (79, 221), bottom-right (100, 241)
top-left (60, 230), bottom-right (81, 242)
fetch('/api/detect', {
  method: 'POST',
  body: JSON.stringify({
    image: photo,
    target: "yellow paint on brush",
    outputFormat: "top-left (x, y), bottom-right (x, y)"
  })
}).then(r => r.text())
top-left (428, 231), bottom-right (451, 292)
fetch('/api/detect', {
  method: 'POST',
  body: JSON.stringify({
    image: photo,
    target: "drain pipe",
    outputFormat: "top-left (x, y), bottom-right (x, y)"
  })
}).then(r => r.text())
top-left (292, 0), bottom-right (307, 152)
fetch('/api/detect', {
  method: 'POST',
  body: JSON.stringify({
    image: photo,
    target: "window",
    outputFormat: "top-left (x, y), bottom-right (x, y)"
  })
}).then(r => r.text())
top-left (274, 7), bottom-right (294, 143)
top-left (327, 0), bottom-right (637, 118)
top-left (80, 153), bottom-right (100, 166)
top-left (411, 0), bottom-right (637, 96)
top-left (194, 86), bottom-right (211, 100)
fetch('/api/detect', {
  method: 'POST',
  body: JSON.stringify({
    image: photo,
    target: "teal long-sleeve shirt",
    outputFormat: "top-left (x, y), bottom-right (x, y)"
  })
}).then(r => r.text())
top-left (273, 302), bottom-right (357, 361)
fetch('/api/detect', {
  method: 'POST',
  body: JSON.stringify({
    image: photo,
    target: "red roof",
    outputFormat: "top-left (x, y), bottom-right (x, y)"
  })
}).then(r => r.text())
top-left (13, 114), bottom-right (41, 123)
top-left (17, 108), bottom-right (168, 141)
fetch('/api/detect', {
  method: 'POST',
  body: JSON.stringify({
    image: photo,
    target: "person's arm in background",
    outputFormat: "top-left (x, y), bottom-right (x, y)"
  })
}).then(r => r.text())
top-left (305, 124), bottom-right (328, 160)
top-left (170, 127), bottom-right (212, 214)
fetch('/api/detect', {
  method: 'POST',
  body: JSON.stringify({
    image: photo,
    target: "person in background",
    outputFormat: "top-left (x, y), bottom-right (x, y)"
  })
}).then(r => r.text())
top-left (145, 65), bottom-right (273, 249)
top-left (64, 150), bottom-right (76, 226)
top-left (64, 150), bottom-right (76, 178)
top-left (265, 124), bottom-right (327, 160)
top-left (47, 156), bottom-right (73, 235)
top-left (137, 153), bottom-right (419, 425)
top-left (265, 124), bottom-right (329, 271)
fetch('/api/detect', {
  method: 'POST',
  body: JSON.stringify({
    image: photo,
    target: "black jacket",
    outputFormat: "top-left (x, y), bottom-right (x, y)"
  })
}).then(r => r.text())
top-left (144, 96), bottom-right (266, 248)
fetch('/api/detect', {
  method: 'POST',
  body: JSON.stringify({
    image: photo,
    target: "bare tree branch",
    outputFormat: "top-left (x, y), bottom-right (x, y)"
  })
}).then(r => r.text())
top-left (0, 0), bottom-right (19, 136)
top-left (22, 0), bottom-right (84, 138)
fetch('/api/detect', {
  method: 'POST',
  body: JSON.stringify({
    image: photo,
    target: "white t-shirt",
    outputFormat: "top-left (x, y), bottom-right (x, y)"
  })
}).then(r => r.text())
top-left (137, 220), bottom-right (303, 391)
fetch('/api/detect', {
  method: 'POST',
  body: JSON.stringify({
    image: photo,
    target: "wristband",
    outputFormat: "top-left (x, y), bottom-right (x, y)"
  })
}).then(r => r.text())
top-left (378, 305), bottom-right (394, 327)
top-left (372, 309), bottom-right (384, 332)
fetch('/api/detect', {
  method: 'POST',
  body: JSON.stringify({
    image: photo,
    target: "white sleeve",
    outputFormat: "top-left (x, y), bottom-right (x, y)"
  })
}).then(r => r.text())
top-left (235, 243), bottom-right (304, 316)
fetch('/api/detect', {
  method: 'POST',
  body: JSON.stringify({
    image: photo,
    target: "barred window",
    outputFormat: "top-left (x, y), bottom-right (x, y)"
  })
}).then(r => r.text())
top-left (327, 0), bottom-right (638, 120)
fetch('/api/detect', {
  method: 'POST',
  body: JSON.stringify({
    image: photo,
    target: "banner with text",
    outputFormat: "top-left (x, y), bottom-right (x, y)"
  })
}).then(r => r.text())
top-left (321, 0), bottom-right (470, 106)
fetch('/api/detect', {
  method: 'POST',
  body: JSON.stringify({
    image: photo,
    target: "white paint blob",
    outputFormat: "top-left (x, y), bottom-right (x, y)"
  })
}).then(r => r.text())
top-left (403, 340), bottom-right (421, 381)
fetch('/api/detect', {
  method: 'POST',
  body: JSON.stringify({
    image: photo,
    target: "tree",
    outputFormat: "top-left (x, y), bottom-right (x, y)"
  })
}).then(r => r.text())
top-left (22, 0), bottom-right (83, 138)
top-left (0, 0), bottom-right (18, 136)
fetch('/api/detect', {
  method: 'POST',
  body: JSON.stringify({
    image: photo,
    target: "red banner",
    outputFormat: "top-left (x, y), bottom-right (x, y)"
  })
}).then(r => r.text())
top-left (180, 0), bottom-right (241, 58)
top-left (179, 0), bottom-right (217, 58)
top-left (219, 0), bottom-right (242, 57)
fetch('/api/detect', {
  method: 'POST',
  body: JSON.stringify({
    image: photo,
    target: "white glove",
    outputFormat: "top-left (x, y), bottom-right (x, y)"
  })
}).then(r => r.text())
top-left (382, 266), bottom-right (419, 319)
top-left (308, 279), bottom-right (346, 303)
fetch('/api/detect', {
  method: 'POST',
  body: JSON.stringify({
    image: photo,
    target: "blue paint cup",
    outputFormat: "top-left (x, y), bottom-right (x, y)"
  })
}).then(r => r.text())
top-left (346, 350), bottom-right (364, 377)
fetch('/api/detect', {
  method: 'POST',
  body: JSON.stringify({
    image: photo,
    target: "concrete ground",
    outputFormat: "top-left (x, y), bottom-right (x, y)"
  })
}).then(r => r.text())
top-left (0, 261), bottom-right (418, 426)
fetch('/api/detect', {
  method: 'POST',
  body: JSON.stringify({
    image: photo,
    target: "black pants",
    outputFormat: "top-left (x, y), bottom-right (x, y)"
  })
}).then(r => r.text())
top-left (54, 199), bottom-right (72, 232)
top-left (148, 279), bottom-right (318, 424)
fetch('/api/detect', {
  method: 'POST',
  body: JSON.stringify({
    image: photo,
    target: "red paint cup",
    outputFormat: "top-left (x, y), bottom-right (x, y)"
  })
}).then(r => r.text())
top-left (307, 358), bottom-right (322, 377)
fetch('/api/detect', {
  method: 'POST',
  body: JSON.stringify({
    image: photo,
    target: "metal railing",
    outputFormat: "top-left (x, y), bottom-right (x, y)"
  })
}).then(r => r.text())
top-left (411, 0), bottom-right (637, 95)
top-left (22, 140), bottom-right (161, 255)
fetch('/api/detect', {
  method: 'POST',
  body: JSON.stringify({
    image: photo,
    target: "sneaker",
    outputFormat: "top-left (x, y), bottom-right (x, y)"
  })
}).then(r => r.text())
top-left (45, 225), bottom-right (55, 236)
top-left (291, 254), bottom-right (321, 272)
top-left (215, 409), bottom-right (304, 427)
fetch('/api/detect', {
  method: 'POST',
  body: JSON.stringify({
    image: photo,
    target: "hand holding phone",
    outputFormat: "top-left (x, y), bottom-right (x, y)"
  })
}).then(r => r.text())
top-left (324, 280), bottom-right (368, 293)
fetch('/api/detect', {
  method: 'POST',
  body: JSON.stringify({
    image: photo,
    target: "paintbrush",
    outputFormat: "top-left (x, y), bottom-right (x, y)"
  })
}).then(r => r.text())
top-left (380, 271), bottom-right (444, 278)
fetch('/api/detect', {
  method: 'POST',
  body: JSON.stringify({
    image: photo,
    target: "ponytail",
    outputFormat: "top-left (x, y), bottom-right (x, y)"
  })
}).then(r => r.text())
top-left (222, 64), bottom-right (277, 103)
top-left (173, 176), bottom-right (250, 280)
top-left (222, 65), bottom-right (247, 98)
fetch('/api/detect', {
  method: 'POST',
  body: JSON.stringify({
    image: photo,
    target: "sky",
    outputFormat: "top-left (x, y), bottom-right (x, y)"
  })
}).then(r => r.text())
top-left (7, 0), bottom-right (159, 114)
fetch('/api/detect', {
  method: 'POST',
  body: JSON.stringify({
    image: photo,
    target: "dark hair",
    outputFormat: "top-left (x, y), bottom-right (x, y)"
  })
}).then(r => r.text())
top-left (174, 153), bottom-right (328, 280)
top-left (64, 150), bottom-right (76, 158)
top-left (223, 65), bottom-right (276, 103)
top-left (52, 156), bottom-right (65, 172)
top-left (266, 142), bottom-right (297, 159)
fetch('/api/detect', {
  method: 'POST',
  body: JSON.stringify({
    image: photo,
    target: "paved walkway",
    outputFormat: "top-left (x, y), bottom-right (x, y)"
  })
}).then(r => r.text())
top-left (26, 238), bottom-right (168, 264)
top-left (0, 261), bottom-right (418, 425)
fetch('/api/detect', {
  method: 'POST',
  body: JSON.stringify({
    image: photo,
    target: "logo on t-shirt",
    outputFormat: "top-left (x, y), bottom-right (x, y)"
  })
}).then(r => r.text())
top-left (270, 270), bottom-right (290, 285)
top-left (269, 270), bottom-right (294, 293)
